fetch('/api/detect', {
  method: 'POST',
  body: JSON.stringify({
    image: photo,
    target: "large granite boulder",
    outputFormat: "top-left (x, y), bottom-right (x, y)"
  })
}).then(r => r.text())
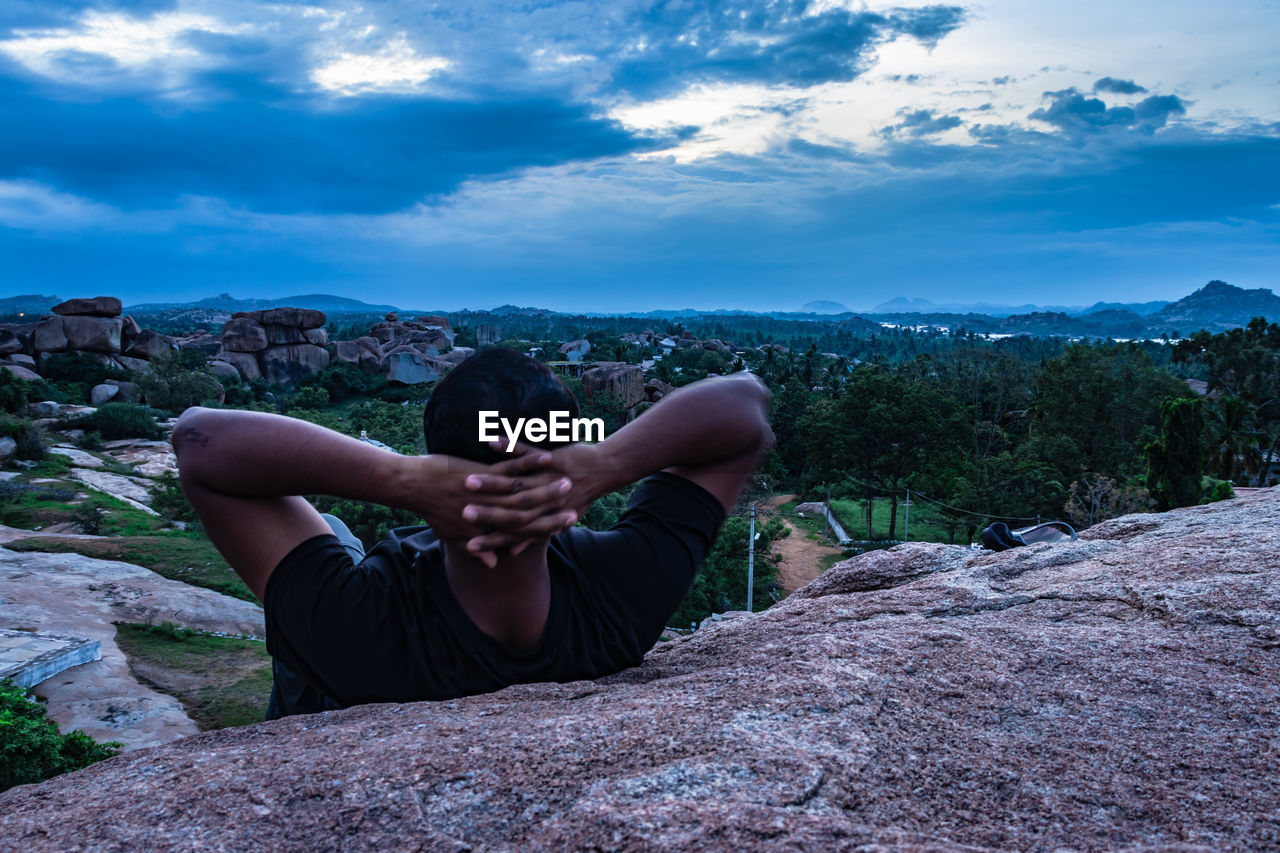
top-left (334, 340), bottom-right (381, 373)
top-left (233, 307), bottom-right (326, 330)
top-left (384, 347), bottom-right (447, 384)
top-left (5, 489), bottom-right (1274, 845)
top-left (262, 343), bottom-right (330, 385)
top-left (7, 491), bottom-right (1278, 849)
top-left (476, 323), bottom-right (502, 345)
top-left (51, 296), bottom-right (122, 318)
top-left (0, 329), bottom-right (23, 356)
top-left (1, 364), bottom-right (40, 381)
top-left (220, 318), bottom-right (269, 353)
top-left (176, 333), bottom-right (223, 356)
top-left (215, 350), bottom-right (262, 382)
top-left (582, 362), bottom-right (645, 408)
top-left (32, 316), bottom-right (68, 352)
top-left (89, 383), bottom-right (119, 406)
top-left (123, 329), bottom-right (176, 360)
top-left (61, 315), bottom-right (123, 353)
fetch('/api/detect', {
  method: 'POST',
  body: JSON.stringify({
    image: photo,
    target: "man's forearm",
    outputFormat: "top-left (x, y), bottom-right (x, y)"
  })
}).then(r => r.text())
top-left (172, 407), bottom-right (420, 510)
top-left (587, 373), bottom-right (771, 499)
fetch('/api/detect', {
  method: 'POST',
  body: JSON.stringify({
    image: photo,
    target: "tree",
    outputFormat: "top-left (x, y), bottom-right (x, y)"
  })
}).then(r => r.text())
top-left (1145, 397), bottom-right (1207, 511)
top-left (1205, 396), bottom-right (1263, 484)
top-left (1036, 343), bottom-right (1188, 480)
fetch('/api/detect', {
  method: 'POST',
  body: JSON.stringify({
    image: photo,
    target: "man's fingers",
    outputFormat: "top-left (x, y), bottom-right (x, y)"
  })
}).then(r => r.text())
top-left (465, 476), bottom-right (572, 507)
top-left (463, 511), bottom-right (578, 551)
top-left (486, 439), bottom-right (553, 472)
top-left (462, 503), bottom-right (573, 529)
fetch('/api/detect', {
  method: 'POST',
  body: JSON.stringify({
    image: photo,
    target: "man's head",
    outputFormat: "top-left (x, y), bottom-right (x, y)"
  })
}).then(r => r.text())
top-left (423, 348), bottom-right (579, 464)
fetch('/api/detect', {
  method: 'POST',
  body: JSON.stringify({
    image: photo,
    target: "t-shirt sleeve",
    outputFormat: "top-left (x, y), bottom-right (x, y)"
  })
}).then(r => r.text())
top-left (263, 534), bottom-right (415, 707)
top-left (570, 471), bottom-right (727, 632)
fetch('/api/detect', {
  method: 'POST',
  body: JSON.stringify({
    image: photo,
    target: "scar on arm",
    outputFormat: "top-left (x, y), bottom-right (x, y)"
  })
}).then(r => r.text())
top-left (174, 425), bottom-right (211, 447)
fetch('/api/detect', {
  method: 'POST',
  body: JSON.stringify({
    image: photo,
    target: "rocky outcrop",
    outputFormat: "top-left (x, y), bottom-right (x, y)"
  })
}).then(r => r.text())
top-left (332, 317), bottom-right (460, 385)
top-left (51, 296), bottom-right (122, 318)
top-left (582, 361), bottom-right (645, 408)
top-left (218, 310), bottom-right (330, 385)
top-left (6, 490), bottom-right (1277, 849)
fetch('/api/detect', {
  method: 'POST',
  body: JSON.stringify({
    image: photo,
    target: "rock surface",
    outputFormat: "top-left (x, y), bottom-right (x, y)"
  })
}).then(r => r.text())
top-left (51, 296), bottom-right (122, 318)
top-left (0, 543), bottom-right (264, 751)
top-left (3, 491), bottom-right (1279, 850)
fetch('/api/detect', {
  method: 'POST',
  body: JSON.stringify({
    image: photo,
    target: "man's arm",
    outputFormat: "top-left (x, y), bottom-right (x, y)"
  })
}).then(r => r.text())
top-left (462, 372), bottom-right (772, 548)
top-left (172, 408), bottom-right (575, 599)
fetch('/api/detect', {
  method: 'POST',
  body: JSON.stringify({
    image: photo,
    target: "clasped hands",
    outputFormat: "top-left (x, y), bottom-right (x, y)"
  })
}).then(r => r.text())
top-left (413, 440), bottom-right (606, 568)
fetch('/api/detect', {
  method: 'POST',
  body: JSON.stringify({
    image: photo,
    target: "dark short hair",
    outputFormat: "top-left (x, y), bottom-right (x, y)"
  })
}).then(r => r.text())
top-left (422, 348), bottom-right (579, 464)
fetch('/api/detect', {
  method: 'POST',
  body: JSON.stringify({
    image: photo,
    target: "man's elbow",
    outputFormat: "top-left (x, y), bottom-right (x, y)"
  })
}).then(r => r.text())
top-left (171, 406), bottom-right (214, 465)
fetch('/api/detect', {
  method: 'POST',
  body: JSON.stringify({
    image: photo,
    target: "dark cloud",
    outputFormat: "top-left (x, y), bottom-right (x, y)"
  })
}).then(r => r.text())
top-left (608, 2), bottom-right (965, 98)
top-left (1030, 88), bottom-right (1186, 135)
top-left (0, 76), bottom-right (665, 213)
top-left (880, 108), bottom-right (963, 138)
top-left (1093, 76), bottom-right (1147, 95)
top-left (0, 0), bottom-right (176, 35)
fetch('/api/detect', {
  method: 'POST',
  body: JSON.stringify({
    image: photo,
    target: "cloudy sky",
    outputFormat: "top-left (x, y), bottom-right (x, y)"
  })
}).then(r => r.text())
top-left (1, 1), bottom-right (1277, 312)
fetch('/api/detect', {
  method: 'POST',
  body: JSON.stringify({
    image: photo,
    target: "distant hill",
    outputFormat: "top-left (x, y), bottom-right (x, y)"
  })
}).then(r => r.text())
top-left (1079, 300), bottom-right (1169, 316)
top-left (0, 294), bottom-right (59, 318)
top-left (1144, 281), bottom-right (1280, 333)
top-left (872, 296), bottom-right (1085, 316)
top-left (800, 300), bottom-right (852, 314)
top-left (126, 293), bottom-right (404, 316)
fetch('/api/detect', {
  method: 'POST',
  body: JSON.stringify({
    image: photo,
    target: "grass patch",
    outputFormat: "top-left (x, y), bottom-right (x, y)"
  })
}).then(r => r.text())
top-left (829, 496), bottom-right (964, 543)
top-left (113, 623), bottom-right (272, 730)
top-left (6, 534), bottom-right (253, 602)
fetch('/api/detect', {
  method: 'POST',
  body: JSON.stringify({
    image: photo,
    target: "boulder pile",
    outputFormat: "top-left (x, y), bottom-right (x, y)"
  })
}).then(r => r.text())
top-left (6, 488), bottom-right (1277, 849)
top-left (0, 297), bottom-right (175, 381)
top-left (332, 313), bottom-right (456, 385)
top-left (212, 308), bottom-right (331, 385)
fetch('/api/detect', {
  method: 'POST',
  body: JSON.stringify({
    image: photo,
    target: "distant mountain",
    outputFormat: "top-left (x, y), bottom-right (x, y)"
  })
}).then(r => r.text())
top-left (0, 294), bottom-right (59, 317)
top-left (126, 292), bottom-right (404, 316)
top-left (1078, 300), bottom-right (1169, 316)
top-left (800, 300), bottom-right (852, 314)
top-left (872, 296), bottom-right (1085, 316)
top-left (1145, 281), bottom-right (1280, 333)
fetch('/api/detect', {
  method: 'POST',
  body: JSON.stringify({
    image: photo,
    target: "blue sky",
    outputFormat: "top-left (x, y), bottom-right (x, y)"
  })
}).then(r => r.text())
top-left (0, 0), bottom-right (1276, 312)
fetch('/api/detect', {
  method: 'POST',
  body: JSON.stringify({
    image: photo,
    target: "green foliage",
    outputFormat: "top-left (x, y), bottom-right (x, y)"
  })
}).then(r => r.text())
top-left (0, 415), bottom-right (48, 461)
top-left (151, 472), bottom-right (199, 524)
top-left (578, 485), bottom-right (636, 531)
top-left (309, 497), bottom-right (419, 549)
top-left (38, 351), bottom-right (129, 385)
top-left (1145, 397), bottom-right (1208, 512)
top-left (317, 360), bottom-right (386, 402)
top-left (345, 399), bottom-right (425, 454)
top-left (0, 368), bottom-right (30, 414)
top-left (137, 351), bottom-right (224, 413)
top-left (671, 515), bottom-right (785, 626)
top-left (0, 679), bottom-right (119, 792)
top-left (1037, 343), bottom-right (1190, 479)
top-left (1202, 478), bottom-right (1235, 504)
top-left (285, 384), bottom-right (331, 412)
top-left (72, 402), bottom-right (163, 440)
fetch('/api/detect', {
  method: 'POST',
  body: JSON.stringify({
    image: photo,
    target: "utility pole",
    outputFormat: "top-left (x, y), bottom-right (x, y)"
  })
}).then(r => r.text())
top-left (904, 488), bottom-right (910, 542)
top-left (747, 504), bottom-right (756, 612)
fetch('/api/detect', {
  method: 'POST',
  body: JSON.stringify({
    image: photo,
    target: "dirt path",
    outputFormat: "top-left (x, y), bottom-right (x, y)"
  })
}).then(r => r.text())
top-left (761, 495), bottom-right (845, 593)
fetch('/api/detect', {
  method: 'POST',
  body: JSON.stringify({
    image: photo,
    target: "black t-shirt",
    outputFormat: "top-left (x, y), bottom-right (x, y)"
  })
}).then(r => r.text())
top-left (263, 471), bottom-right (724, 716)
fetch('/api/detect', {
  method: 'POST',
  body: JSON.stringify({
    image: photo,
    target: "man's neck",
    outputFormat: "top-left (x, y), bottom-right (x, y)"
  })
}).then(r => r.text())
top-left (441, 541), bottom-right (552, 655)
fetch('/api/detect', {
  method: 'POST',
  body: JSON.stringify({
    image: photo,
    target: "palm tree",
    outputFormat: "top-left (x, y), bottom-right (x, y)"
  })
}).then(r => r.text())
top-left (1206, 396), bottom-right (1263, 484)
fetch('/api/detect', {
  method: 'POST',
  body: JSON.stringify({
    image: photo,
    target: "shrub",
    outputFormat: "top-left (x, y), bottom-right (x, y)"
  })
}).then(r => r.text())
top-left (136, 351), bottom-right (225, 414)
top-left (0, 678), bottom-right (119, 792)
top-left (151, 472), bottom-right (199, 525)
top-left (37, 352), bottom-right (129, 387)
top-left (0, 369), bottom-right (29, 414)
top-left (73, 402), bottom-right (163, 440)
top-left (0, 415), bottom-right (48, 461)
